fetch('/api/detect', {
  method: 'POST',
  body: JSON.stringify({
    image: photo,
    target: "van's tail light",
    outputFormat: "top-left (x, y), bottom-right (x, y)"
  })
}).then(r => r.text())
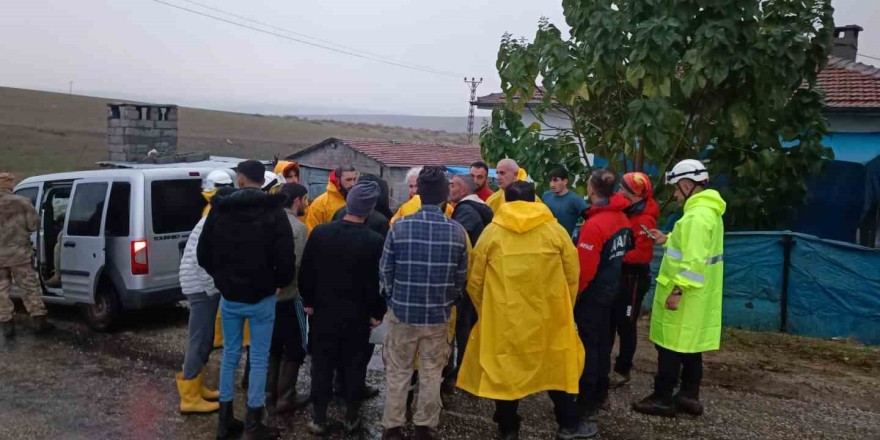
top-left (131, 240), bottom-right (149, 275)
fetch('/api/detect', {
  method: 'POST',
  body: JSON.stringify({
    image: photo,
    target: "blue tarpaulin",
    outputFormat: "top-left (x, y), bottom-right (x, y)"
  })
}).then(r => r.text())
top-left (645, 231), bottom-right (880, 345)
top-left (444, 165), bottom-right (497, 179)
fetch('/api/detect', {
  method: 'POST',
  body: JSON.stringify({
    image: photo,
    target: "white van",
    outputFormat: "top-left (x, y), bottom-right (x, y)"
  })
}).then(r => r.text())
top-left (13, 168), bottom-right (220, 331)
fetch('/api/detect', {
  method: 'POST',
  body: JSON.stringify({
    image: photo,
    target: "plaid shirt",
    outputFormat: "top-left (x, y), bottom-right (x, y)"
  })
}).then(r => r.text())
top-left (380, 205), bottom-right (469, 325)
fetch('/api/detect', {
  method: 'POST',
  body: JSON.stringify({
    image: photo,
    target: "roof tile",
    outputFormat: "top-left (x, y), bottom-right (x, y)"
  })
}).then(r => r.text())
top-left (297, 138), bottom-right (484, 167)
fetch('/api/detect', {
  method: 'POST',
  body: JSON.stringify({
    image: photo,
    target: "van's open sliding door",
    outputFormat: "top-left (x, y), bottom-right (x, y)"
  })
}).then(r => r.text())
top-left (60, 179), bottom-right (111, 305)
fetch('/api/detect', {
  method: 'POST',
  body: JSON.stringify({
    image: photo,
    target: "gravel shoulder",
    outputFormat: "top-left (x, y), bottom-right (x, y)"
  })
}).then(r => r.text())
top-left (0, 304), bottom-right (877, 440)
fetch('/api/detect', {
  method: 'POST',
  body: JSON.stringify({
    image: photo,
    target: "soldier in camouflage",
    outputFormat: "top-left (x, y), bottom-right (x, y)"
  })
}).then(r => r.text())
top-left (0, 173), bottom-right (55, 337)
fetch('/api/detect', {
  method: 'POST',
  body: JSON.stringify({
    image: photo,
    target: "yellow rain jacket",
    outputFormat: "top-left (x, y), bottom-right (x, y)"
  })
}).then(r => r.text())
top-left (304, 179), bottom-right (346, 233)
top-left (650, 189), bottom-right (726, 354)
top-left (486, 168), bottom-right (542, 212)
top-left (457, 201), bottom-right (583, 400)
top-left (389, 195), bottom-right (454, 224)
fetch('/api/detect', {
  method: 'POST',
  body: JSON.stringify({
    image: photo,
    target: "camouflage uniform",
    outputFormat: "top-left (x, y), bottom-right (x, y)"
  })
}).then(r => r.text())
top-left (0, 174), bottom-right (48, 323)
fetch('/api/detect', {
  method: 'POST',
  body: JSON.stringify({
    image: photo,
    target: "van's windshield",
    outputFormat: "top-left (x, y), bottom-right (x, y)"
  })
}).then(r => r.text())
top-left (151, 179), bottom-right (206, 234)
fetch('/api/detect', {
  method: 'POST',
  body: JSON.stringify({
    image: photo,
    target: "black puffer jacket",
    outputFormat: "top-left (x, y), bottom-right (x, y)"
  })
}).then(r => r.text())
top-left (198, 188), bottom-right (295, 304)
top-left (452, 196), bottom-right (494, 246)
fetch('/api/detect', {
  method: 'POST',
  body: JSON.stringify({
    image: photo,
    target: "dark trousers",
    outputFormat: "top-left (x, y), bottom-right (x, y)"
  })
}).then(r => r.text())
top-left (270, 299), bottom-right (307, 364)
top-left (654, 345), bottom-right (703, 401)
top-left (452, 294), bottom-right (478, 378)
top-left (494, 392), bottom-right (577, 433)
top-left (576, 303), bottom-right (612, 413)
top-left (310, 321), bottom-right (369, 422)
top-left (610, 264), bottom-right (652, 375)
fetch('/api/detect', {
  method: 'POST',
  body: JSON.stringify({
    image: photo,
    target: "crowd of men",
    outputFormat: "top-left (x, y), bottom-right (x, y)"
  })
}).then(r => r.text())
top-left (172, 155), bottom-right (726, 440)
top-left (0, 154), bottom-right (725, 440)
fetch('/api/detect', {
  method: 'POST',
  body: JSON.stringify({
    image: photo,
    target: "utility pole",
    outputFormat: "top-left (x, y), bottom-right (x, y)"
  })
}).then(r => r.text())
top-left (464, 77), bottom-right (483, 145)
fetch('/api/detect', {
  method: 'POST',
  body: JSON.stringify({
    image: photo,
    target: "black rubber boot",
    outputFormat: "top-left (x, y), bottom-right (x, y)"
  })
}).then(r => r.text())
top-left (675, 383), bottom-right (704, 416)
top-left (264, 355), bottom-right (281, 411)
top-left (244, 406), bottom-right (280, 440)
top-left (32, 316), bottom-right (55, 334)
top-left (216, 401), bottom-right (244, 440)
top-left (632, 393), bottom-right (677, 418)
top-left (2, 321), bottom-right (14, 339)
top-left (276, 362), bottom-right (309, 414)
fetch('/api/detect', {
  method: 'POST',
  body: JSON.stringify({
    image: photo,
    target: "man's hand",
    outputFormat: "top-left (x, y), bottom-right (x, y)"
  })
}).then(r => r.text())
top-left (665, 291), bottom-right (681, 310)
top-left (650, 229), bottom-right (668, 245)
top-left (303, 307), bottom-right (313, 316)
top-left (369, 318), bottom-right (382, 328)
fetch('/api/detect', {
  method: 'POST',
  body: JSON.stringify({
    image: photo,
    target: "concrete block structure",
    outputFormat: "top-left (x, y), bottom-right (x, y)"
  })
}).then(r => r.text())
top-left (106, 103), bottom-right (178, 162)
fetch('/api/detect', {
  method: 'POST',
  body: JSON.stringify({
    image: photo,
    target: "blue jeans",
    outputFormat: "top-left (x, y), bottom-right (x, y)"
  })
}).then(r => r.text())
top-left (219, 295), bottom-right (276, 407)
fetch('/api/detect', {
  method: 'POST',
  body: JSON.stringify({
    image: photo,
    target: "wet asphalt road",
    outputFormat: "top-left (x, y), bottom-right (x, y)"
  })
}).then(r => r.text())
top-left (0, 303), bottom-right (878, 440)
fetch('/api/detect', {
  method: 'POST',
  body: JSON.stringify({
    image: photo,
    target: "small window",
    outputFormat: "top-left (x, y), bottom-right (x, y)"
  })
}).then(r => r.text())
top-left (67, 182), bottom-right (108, 237)
top-left (14, 187), bottom-right (39, 207)
top-left (151, 179), bottom-right (206, 234)
top-left (105, 182), bottom-right (131, 237)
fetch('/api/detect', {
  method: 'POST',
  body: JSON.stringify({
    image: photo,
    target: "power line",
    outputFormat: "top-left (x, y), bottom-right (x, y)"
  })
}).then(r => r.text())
top-left (148, 0), bottom-right (466, 78)
top-left (858, 53), bottom-right (880, 62)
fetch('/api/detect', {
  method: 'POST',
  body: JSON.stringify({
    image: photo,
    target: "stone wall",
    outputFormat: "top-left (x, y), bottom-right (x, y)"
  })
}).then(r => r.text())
top-left (106, 103), bottom-right (178, 162)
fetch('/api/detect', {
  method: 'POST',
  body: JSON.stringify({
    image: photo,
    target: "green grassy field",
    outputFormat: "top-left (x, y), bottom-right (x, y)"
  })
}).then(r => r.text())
top-left (0, 86), bottom-right (470, 179)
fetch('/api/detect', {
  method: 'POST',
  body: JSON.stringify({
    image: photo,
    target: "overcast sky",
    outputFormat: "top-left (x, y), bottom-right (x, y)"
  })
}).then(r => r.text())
top-left (1, 0), bottom-right (877, 116)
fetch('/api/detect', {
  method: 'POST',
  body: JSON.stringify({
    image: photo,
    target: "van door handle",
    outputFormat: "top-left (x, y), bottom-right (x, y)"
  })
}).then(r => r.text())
top-left (63, 242), bottom-right (76, 248)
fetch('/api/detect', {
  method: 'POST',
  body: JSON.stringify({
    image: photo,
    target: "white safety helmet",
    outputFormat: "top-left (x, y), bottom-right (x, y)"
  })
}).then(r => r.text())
top-left (666, 159), bottom-right (709, 185)
top-left (262, 171), bottom-right (281, 192)
top-left (204, 169), bottom-right (233, 191)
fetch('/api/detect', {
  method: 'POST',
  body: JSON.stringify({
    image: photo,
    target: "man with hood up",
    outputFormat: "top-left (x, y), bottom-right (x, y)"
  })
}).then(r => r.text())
top-left (304, 166), bottom-right (357, 232)
top-left (456, 181), bottom-right (590, 440)
top-left (633, 159), bottom-right (725, 418)
top-left (198, 160), bottom-right (295, 440)
top-left (446, 173), bottom-right (493, 386)
top-left (610, 172), bottom-right (660, 388)
top-left (574, 169), bottom-right (632, 435)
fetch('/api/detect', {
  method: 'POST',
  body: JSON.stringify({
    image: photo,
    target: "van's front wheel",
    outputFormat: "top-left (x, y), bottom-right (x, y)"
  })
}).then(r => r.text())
top-left (84, 283), bottom-right (121, 332)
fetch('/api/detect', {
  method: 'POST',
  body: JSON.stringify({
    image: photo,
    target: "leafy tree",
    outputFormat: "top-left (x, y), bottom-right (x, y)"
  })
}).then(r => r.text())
top-left (481, 0), bottom-right (835, 229)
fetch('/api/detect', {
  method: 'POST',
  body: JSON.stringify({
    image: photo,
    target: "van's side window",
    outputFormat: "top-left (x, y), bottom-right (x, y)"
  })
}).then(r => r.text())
top-left (67, 182), bottom-right (108, 237)
top-left (151, 179), bottom-right (205, 234)
top-left (105, 182), bottom-right (131, 237)
top-left (14, 187), bottom-right (39, 207)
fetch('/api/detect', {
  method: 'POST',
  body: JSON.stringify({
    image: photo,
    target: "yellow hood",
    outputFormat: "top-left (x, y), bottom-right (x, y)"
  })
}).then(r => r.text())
top-left (492, 201), bottom-right (555, 233)
top-left (516, 167), bottom-right (528, 181)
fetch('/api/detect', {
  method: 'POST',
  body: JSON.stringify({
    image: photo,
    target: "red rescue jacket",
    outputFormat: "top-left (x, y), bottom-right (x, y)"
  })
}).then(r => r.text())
top-left (576, 193), bottom-right (632, 306)
top-left (623, 196), bottom-right (659, 265)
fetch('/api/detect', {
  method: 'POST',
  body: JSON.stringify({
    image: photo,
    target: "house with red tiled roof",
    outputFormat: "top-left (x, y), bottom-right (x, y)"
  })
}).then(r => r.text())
top-left (286, 137), bottom-right (484, 208)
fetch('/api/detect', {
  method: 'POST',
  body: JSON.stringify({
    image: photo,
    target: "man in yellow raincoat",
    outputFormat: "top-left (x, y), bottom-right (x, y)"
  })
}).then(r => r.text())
top-left (457, 181), bottom-right (594, 440)
top-left (485, 159), bottom-right (541, 212)
top-left (390, 167), bottom-right (453, 223)
top-left (304, 166), bottom-right (357, 232)
top-left (632, 159), bottom-right (725, 418)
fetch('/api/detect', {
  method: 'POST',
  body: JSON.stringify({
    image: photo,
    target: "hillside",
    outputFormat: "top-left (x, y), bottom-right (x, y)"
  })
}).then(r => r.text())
top-left (0, 87), bottom-right (470, 179)
top-left (299, 114), bottom-right (488, 134)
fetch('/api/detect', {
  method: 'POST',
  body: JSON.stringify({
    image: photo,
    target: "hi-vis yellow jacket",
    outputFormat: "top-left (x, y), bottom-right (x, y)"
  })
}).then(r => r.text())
top-left (389, 195), bottom-right (454, 224)
top-left (457, 201), bottom-right (583, 400)
top-left (650, 189), bottom-right (726, 353)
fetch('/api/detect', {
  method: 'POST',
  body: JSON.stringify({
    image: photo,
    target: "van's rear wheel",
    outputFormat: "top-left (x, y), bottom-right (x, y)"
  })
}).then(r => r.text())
top-left (83, 283), bottom-right (120, 332)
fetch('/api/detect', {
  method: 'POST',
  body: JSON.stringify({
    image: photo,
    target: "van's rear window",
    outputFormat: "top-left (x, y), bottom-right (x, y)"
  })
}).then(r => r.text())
top-left (151, 179), bottom-right (206, 234)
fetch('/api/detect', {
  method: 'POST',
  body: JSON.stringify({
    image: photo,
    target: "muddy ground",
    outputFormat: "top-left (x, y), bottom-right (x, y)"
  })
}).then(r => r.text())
top-left (0, 303), bottom-right (878, 440)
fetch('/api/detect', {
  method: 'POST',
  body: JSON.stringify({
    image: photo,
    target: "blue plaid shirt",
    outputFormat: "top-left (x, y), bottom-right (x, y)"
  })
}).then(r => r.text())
top-left (380, 205), bottom-right (469, 325)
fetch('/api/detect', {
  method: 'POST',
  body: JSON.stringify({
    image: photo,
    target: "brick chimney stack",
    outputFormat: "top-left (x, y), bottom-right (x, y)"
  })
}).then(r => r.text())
top-left (832, 25), bottom-right (863, 62)
top-left (106, 103), bottom-right (178, 162)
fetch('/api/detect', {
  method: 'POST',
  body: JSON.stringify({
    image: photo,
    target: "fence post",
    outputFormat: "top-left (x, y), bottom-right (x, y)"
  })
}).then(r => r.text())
top-left (779, 234), bottom-right (796, 333)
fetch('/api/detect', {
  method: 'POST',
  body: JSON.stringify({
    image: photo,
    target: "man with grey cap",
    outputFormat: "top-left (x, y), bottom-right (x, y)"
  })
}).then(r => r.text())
top-left (298, 180), bottom-right (388, 435)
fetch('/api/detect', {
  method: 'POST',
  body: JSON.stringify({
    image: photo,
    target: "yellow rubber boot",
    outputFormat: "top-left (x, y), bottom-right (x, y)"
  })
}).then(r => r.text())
top-left (198, 370), bottom-right (220, 401)
top-left (176, 372), bottom-right (219, 414)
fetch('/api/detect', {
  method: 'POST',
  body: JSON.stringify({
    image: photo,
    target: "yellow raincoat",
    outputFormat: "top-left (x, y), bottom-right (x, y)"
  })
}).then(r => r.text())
top-left (304, 180), bottom-right (346, 233)
top-left (457, 201), bottom-right (583, 400)
top-left (389, 195), bottom-right (454, 224)
top-left (486, 168), bottom-right (542, 212)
